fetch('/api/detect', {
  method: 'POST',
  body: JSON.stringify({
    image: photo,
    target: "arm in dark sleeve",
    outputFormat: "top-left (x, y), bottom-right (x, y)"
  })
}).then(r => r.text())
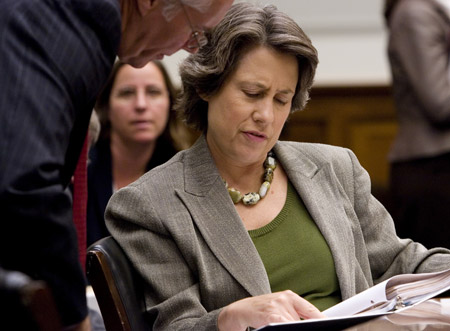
top-left (0, 0), bottom-right (120, 326)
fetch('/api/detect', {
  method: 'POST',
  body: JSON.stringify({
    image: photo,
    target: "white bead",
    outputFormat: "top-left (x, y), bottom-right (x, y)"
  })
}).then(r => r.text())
top-left (242, 192), bottom-right (260, 205)
top-left (259, 181), bottom-right (271, 198)
top-left (264, 156), bottom-right (276, 170)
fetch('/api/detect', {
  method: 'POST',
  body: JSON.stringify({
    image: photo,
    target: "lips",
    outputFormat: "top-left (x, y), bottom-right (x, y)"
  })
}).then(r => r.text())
top-left (246, 130), bottom-right (266, 138)
top-left (243, 130), bottom-right (267, 142)
top-left (131, 120), bottom-right (153, 129)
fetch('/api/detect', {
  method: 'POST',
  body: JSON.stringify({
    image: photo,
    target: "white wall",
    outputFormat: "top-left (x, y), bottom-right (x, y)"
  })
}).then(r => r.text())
top-left (161, 0), bottom-right (392, 87)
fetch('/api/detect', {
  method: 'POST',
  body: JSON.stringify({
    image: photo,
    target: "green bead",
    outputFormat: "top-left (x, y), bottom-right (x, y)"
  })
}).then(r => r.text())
top-left (263, 168), bottom-right (274, 183)
top-left (228, 188), bottom-right (243, 204)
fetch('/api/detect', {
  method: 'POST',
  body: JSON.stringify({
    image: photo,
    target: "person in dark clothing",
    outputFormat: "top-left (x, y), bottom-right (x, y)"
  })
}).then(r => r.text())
top-left (87, 61), bottom-right (181, 246)
top-left (384, 0), bottom-right (450, 249)
top-left (0, 0), bottom-right (233, 329)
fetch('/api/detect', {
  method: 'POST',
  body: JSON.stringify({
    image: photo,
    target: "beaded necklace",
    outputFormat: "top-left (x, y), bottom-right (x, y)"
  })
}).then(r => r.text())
top-left (223, 151), bottom-right (277, 205)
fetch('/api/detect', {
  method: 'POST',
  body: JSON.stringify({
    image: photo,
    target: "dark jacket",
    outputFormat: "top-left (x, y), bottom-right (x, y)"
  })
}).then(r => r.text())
top-left (0, 0), bottom-right (120, 326)
top-left (87, 138), bottom-right (177, 246)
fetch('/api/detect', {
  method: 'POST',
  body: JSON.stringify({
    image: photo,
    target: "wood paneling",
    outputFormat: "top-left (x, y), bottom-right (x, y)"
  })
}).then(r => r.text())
top-left (280, 85), bottom-right (397, 192)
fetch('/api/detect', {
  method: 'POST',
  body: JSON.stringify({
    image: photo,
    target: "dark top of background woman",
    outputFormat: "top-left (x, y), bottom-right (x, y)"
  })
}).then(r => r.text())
top-left (87, 137), bottom-right (176, 245)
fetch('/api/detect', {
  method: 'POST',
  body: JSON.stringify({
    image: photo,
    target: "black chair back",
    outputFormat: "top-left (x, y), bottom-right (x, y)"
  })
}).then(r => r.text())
top-left (86, 236), bottom-right (149, 331)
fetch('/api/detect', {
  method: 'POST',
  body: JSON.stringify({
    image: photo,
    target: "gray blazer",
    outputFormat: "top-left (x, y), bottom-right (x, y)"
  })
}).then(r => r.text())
top-left (106, 136), bottom-right (450, 330)
top-left (387, 0), bottom-right (450, 162)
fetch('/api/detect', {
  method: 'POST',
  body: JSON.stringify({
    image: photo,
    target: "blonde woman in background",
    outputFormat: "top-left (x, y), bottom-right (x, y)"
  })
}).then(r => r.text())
top-left (87, 60), bottom-right (192, 246)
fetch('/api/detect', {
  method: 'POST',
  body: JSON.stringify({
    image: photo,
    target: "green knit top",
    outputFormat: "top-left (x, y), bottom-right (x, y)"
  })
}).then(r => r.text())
top-left (248, 182), bottom-right (341, 311)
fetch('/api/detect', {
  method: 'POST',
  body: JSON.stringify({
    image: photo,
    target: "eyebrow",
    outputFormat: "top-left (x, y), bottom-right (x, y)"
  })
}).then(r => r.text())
top-left (240, 81), bottom-right (295, 95)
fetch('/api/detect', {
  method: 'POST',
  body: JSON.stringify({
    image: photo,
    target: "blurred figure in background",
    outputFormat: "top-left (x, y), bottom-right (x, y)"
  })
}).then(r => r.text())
top-left (384, 0), bottom-right (450, 249)
top-left (87, 61), bottom-right (186, 246)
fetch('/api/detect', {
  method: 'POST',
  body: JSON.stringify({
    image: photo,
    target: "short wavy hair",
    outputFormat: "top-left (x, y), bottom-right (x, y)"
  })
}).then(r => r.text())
top-left (175, 2), bottom-right (319, 132)
top-left (161, 0), bottom-right (213, 22)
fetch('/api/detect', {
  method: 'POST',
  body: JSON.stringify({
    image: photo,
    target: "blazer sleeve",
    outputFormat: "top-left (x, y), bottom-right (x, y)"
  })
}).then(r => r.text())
top-left (342, 148), bottom-right (450, 283)
top-left (106, 183), bottom-right (221, 331)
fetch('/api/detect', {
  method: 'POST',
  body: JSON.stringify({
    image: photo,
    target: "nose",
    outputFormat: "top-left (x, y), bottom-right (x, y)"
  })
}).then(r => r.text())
top-left (135, 90), bottom-right (147, 112)
top-left (253, 99), bottom-right (274, 124)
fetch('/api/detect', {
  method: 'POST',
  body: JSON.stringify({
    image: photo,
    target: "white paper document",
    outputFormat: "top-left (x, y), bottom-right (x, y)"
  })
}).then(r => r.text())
top-left (255, 268), bottom-right (450, 330)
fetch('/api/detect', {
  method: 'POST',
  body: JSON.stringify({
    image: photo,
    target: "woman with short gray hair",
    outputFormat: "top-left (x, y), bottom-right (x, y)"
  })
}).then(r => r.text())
top-left (176, 2), bottom-right (318, 132)
top-left (106, 3), bottom-right (450, 330)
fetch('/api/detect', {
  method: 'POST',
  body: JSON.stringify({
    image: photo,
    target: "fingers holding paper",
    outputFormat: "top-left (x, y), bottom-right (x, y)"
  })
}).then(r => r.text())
top-left (217, 290), bottom-right (325, 330)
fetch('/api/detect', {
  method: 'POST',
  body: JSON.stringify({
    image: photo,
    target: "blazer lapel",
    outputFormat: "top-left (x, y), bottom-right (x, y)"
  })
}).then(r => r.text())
top-left (176, 137), bottom-right (271, 296)
top-left (175, 138), bottom-right (361, 299)
top-left (274, 143), bottom-right (358, 299)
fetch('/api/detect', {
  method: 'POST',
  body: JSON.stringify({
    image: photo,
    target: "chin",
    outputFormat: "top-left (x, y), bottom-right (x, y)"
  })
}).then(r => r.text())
top-left (127, 58), bottom-right (148, 69)
top-left (133, 136), bottom-right (158, 144)
top-left (117, 53), bottom-right (146, 68)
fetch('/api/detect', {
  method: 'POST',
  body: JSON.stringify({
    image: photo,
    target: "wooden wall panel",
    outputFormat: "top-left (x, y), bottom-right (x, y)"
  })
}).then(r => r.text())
top-left (280, 86), bottom-right (397, 194)
top-left (349, 122), bottom-right (397, 187)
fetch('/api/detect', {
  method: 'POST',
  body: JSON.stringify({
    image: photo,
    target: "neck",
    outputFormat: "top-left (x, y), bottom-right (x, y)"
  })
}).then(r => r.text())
top-left (110, 134), bottom-right (156, 189)
top-left (222, 165), bottom-right (264, 194)
top-left (212, 152), bottom-right (269, 195)
top-left (219, 150), bottom-right (277, 206)
top-left (119, 0), bottom-right (130, 33)
top-left (207, 138), bottom-right (269, 191)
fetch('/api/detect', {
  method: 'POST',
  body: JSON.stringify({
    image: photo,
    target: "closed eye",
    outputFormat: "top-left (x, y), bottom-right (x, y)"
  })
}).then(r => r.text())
top-left (244, 91), bottom-right (263, 98)
top-left (146, 88), bottom-right (163, 96)
top-left (275, 98), bottom-right (288, 106)
top-left (243, 88), bottom-right (291, 106)
top-left (117, 88), bottom-right (135, 98)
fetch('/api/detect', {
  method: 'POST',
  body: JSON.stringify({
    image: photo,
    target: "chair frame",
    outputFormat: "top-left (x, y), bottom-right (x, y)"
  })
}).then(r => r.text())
top-left (86, 236), bottom-right (149, 331)
top-left (1, 268), bottom-right (61, 330)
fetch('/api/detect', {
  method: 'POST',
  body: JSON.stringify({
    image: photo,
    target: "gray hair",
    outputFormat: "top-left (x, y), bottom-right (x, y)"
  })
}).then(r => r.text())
top-left (162, 0), bottom-right (213, 22)
top-left (175, 2), bottom-right (319, 132)
top-left (88, 110), bottom-right (101, 149)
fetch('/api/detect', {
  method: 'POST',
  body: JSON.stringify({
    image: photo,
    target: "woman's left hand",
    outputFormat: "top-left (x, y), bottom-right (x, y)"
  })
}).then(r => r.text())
top-left (217, 290), bottom-right (325, 330)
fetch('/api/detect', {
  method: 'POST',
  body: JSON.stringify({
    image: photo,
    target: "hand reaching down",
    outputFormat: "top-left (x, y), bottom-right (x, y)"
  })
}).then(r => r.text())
top-left (218, 290), bottom-right (326, 331)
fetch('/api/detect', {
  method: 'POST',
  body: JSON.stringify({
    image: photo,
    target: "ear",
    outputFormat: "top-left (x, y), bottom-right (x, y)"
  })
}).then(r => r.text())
top-left (136, 0), bottom-right (157, 16)
top-left (198, 91), bottom-right (210, 102)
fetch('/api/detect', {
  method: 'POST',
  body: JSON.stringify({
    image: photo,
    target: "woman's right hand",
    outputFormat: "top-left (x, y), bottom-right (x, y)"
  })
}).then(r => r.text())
top-left (217, 290), bottom-right (325, 331)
